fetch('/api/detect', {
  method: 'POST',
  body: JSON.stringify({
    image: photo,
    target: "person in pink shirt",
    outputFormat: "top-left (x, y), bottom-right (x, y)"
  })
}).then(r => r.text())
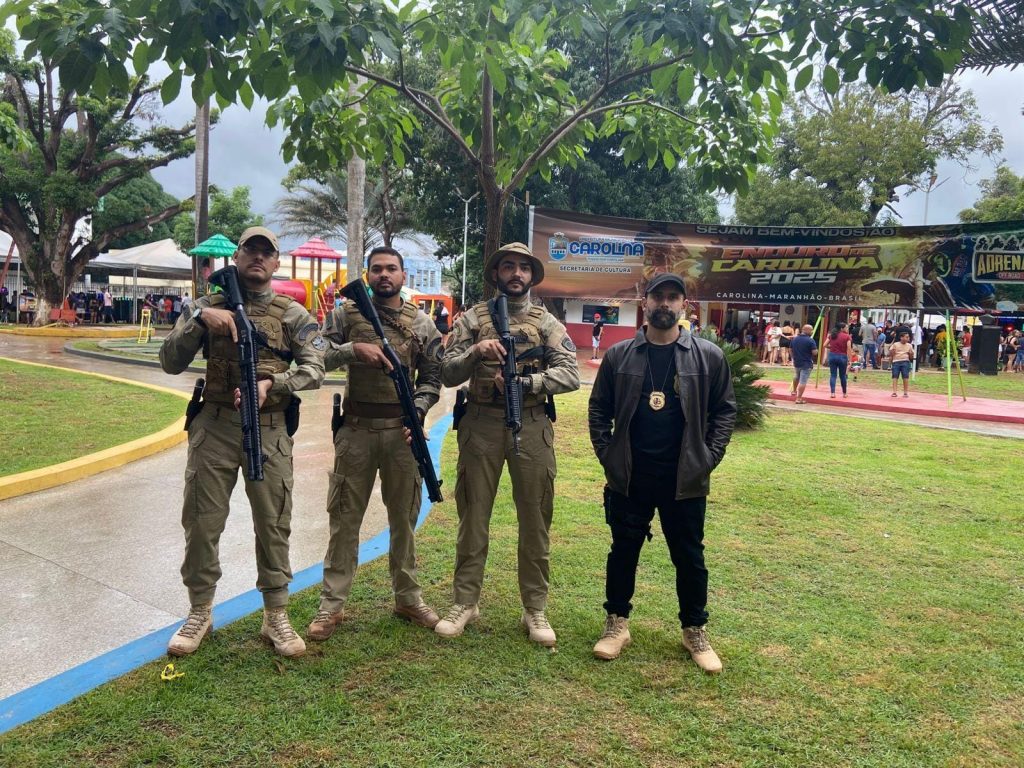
top-left (826, 322), bottom-right (852, 398)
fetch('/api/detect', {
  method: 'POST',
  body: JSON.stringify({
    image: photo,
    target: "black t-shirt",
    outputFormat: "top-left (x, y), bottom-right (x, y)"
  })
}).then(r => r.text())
top-left (592, 320), bottom-right (604, 339)
top-left (629, 342), bottom-right (684, 475)
top-left (849, 323), bottom-right (862, 344)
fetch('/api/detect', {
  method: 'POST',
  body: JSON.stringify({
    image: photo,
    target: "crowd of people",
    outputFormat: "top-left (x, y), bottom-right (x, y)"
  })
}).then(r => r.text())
top-left (714, 314), bottom-right (1017, 375)
top-left (143, 292), bottom-right (191, 325)
top-left (0, 287), bottom-right (194, 325)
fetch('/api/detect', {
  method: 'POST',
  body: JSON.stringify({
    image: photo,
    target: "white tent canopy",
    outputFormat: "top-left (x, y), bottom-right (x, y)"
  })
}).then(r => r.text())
top-left (2, 233), bottom-right (193, 279)
top-left (1, 230), bottom-right (19, 261)
top-left (92, 238), bottom-right (193, 279)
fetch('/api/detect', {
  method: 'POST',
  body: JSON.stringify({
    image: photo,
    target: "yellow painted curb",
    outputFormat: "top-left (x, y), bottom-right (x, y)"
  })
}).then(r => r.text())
top-left (0, 325), bottom-right (141, 339)
top-left (0, 357), bottom-right (189, 501)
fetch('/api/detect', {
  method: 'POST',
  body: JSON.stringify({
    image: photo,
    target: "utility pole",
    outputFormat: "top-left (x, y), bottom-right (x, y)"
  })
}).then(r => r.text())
top-left (458, 189), bottom-right (480, 307)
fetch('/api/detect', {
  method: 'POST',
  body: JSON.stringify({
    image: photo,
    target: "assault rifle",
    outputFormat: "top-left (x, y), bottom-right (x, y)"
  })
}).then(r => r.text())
top-left (490, 295), bottom-right (545, 455)
top-left (340, 278), bottom-right (443, 503)
top-left (208, 265), bottom-right (266, 481)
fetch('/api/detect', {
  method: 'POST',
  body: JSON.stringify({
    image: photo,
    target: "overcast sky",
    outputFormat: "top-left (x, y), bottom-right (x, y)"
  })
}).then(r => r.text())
top-left (148, 67), bottom-right (1024, 248)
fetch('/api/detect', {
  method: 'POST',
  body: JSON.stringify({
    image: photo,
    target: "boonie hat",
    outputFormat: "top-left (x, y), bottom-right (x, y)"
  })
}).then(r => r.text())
top-left (238, 226), bottom-right (280, 253)
top-left (644, 272), bottom-right (687, 296)
top-left (484, 242), bottom-right (545, 288)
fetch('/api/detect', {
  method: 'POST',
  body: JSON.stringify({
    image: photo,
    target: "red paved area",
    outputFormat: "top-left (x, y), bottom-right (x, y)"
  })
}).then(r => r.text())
top-left (762, 378), bottom-right (1024, 425)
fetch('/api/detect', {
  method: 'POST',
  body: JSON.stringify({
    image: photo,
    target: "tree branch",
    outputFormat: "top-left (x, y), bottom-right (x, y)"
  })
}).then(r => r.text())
top-left (506, 96), bottom-right (704, 192)
top-left (344, 64), bottom-right (479, 167)
top-left (743, 0), bottom-right (768, 35)
top-left (87, 196), bottom-right (195, 257)
top-left (118, 78), bottom-right (152, 124)
top-left (9, 70), bottom-right (42, 147)
top-left (92, 148), bottom-right (192, 199)
top-left (605, 51), bottom-right (691, 93)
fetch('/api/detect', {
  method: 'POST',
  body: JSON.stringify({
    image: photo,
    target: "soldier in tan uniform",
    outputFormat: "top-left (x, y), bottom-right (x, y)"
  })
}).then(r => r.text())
top-left (307, 246), bottom-right (443, 641)
top-left (435, 242), bottom-right (580, 646)
top-left (160, 226), bottom-right (325, 658)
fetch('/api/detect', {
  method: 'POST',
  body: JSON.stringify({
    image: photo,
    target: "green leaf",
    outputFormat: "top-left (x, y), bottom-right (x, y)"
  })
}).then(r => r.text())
top-left (794, 64), bottom-right (813, 91)
top-left (485, 56), bottom-right (507, 95)
top-left (263, 59), bottom-right (290, 100)
top-left (132, 42), bottom-right (150, 77)
top-left (160, 69), bottom-right (183, 104)
top-left (460, 61), bottom-right (476, 99)
top-left (392, 143), bottom-right (406, 167)
top-left (212, 64), bottom-right (233, 101)
top-left (676, 68), bottom-right (695, 103)
top-left (662, 149), bottom-right (676, 171)
top-left (90, 60), bottom-right (111, 99)
top-left (650, 63), bottom-right (675, 94)
top-left (371, 29), bottom-right (399, 61)
top-left (238, 80), bottom-right (254, 110)
top-left (822, 65), bottom-right (839, 95)
top-left (865, 57), bottom-right (883, 87)
top-left (107, 58), bottom-right (130, 92)
top-left (311, 0), bottom-right (334, 20)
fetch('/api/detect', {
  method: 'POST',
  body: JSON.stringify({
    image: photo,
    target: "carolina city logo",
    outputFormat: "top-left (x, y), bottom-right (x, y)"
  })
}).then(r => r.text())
top-left (548, 232), bottom-right (645, 262)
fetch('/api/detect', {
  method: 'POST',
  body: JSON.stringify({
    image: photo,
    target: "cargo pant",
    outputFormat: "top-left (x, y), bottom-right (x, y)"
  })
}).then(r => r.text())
top-left (181, 405), bottom-right (294, 609)
top-left (319, 417), bottom-right (424, 612)
top-left (453, 404), bottom-right (556, 611)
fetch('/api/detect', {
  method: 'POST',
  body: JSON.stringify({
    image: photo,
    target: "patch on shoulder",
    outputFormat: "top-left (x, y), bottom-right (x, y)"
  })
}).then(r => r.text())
top-left (298, 322), bottom-right (320, 341)
top-left (426, 336), bottom-right (443, 361)
top-left (311, 334), bottom-right (327, 351)
top-left (560, 335), bottom-right (577, 353)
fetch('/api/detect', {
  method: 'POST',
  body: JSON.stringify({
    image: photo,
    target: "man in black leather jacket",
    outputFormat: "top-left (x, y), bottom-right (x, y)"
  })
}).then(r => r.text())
top-left (588, 273), bottom-right (736, 672)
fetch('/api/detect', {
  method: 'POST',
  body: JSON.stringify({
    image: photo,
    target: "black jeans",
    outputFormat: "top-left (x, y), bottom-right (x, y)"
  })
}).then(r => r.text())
top-left (603, 476), bottom-right (709, 627)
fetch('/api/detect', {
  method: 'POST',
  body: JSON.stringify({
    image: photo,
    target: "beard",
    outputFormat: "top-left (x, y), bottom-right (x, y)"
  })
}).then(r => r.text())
top-left (497, 276), bottom-right (530, 297)
top-left (371, 280), bottom-right (401, 298)
top-left (649, 308), bottom-right (678, 330)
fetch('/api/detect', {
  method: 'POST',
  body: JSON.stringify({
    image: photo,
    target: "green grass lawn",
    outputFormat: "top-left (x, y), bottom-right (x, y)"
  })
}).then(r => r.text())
top-left (757, 362), bottom-right (1024, 400)
top-left (0, 359), bottom-right (184, 476)
top-left (1, 391), bottom-right (1021, 767)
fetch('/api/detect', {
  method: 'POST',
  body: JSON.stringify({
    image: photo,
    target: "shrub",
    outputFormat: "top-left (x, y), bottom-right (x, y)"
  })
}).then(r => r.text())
top-left (699, 328), bottom-right (769, 429)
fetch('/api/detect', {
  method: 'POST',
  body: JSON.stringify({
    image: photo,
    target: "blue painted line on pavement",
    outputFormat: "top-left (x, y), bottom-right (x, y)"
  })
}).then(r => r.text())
top-left (0, 413), bottom-right (453, 735)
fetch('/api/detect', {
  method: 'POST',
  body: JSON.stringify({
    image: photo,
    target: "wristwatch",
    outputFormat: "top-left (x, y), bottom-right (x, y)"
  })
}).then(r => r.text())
top-left (191, 306), bottom-right (207, 328)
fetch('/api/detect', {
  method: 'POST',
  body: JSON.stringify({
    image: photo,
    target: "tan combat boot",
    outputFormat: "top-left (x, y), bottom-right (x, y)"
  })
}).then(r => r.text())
top-left (521, 609), bottom-right (557, 647)
top-left (307, 608), bottom-right (345, 641)
top-left (167, 602), bottom-right (213, 657)
top-left (394, 600), bottom-right (441, 629)
top-left (593, 614), bottom-right (631, 660)
top-left (434, 603), bottom-right (480, 638)
top-left (682, 625), bottom-right (722, 674)
top-left (261, 607), bottom-right (306, 657)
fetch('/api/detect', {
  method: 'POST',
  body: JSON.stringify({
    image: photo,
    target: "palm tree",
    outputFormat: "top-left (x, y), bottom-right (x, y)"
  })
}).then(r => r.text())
top-left (273, 164), bottom-right (419, 254)
top-left (960, 1), bottom-right (1024, 71)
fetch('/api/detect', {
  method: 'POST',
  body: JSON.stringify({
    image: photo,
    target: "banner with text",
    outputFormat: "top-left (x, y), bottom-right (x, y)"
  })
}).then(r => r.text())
top-left (530, 207), bottom-right (1024, 310)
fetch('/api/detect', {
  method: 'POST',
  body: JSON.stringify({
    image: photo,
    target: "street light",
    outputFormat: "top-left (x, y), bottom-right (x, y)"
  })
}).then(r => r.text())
top-left (457, 189), bottom-right (480, 307)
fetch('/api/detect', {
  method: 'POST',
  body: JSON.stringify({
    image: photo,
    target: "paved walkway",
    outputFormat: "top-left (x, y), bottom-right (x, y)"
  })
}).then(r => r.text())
top-left (760, 377), bottom-right (1024, 428)
top-left (0, 333), bottom-right (452, 705)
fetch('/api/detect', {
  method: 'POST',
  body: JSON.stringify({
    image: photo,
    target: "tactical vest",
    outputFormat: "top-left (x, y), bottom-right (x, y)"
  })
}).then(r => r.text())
top-left (343, 300), bottom-right (420, 404)
top-left (204, 293), bottom-right (294, 411)
top-left (467, 301), bottom-right (547, 407)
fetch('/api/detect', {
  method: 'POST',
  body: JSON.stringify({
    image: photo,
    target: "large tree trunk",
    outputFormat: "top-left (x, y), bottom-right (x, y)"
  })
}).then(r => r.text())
top-left (346, 79), bottom-right (365, 283)
top-left (480, 184), bottom-right (506, 287)
top-left (346, 154), bottom-right (365, 281)
top-left (194, 100), bottom-right (210, 244)
top-left (193, 98), bottom-right (210, 295)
